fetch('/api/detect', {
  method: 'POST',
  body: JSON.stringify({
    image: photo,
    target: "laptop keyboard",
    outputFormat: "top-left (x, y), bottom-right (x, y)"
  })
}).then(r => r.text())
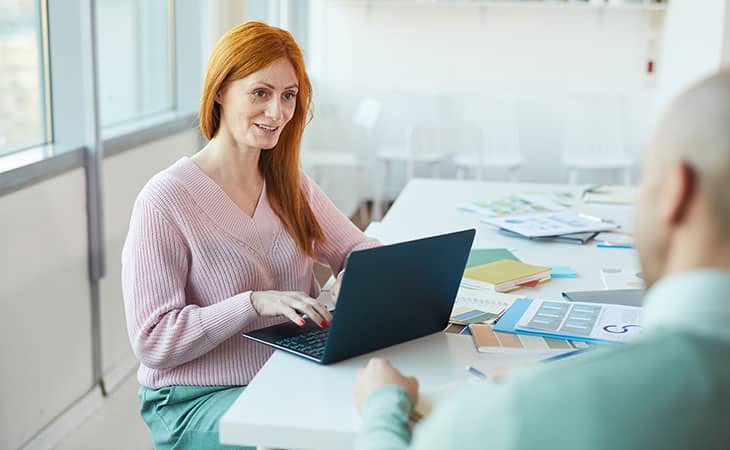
top-left (275, 328), bottom-right (329, 359)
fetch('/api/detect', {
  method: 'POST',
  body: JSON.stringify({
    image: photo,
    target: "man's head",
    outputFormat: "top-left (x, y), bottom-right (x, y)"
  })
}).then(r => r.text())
top-left (636, 68), bottom-right (730, 288)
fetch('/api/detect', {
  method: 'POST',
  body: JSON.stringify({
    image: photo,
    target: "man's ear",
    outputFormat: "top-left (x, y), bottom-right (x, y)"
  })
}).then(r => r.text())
top-left (662, 160), bottom-right (697, 227)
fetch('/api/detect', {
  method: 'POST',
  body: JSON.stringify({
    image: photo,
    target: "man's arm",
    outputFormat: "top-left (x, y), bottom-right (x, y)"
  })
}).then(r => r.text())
top-left (355, 385), bottom-right (414, 450)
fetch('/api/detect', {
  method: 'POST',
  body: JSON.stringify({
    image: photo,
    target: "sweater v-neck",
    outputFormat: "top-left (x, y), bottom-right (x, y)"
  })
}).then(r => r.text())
top-left (171, 157), bottom-right (280, 253)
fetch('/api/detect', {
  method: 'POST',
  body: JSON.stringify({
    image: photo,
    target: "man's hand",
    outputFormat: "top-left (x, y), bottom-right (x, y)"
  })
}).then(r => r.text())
top-left (354, 358), bottom-right (419, 412)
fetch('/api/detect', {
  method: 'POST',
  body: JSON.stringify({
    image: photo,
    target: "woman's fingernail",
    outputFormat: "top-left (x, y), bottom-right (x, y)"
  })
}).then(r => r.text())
top-left (320, 321), bottom-right (327, 327)
top-left (299, 320), bottom-right (305, 326)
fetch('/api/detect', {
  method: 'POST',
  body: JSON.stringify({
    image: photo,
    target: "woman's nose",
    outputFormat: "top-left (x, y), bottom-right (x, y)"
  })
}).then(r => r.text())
top-left (265, 99), bottom-right (283, 121)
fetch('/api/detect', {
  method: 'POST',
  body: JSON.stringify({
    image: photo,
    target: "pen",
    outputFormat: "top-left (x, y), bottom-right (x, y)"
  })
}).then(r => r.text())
top-left (541, 348), bottom-right (589, 363)
top-left (597, 243), bottom-right (635, 249)
top-left (465, 365), bottom-right (488, 380)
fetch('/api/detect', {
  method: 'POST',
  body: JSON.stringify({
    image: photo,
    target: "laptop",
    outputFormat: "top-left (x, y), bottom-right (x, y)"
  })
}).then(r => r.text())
top-left (242, 228), bottom-right (475, 364)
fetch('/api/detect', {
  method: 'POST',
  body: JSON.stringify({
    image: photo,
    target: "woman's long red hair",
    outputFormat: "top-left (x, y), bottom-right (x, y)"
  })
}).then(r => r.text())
top-left (200, 21), bottom-right (324, 257)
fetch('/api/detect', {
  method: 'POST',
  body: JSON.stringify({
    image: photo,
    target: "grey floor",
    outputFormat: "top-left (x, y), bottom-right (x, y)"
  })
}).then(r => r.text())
top-left (53, 372), bottom-right (152, 450)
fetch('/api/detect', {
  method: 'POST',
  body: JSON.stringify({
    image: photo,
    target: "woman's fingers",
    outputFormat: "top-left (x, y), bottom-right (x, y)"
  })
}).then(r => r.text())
top-left (280, 305), bottom-right (306, 326)
top-left (309, 298), bottom-right (333, 323)
top-left (287, 293), bottom-right (330, 327)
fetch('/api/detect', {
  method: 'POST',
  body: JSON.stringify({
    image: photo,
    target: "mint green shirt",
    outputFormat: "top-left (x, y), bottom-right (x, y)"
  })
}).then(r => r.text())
top-left (355, 270), bottom-right (730, 450)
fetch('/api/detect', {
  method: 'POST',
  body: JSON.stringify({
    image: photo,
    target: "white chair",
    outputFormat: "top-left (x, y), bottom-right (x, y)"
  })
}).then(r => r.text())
top-left (373, 122), bottom-right (450, 219)
top-left (453, 120), bottom-right (523, 181)
top-left (561, 96), bottom-right (633, 185)
top-left (300, 98), bottom-right (382, 223)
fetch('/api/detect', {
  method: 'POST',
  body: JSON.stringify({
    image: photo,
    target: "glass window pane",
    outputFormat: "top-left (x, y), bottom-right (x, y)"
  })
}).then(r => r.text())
top-left (97, 0), bottom-right (173, 128)
top-left (0, 0), bottom-right (46, 156)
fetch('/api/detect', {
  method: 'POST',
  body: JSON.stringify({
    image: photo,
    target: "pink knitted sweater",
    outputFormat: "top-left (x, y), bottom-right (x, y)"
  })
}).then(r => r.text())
top-left (122, 157), bottom-right (379, 388)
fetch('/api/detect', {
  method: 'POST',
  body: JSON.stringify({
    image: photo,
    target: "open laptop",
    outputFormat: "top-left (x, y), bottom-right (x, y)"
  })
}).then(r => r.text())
top-left (243, 228), bottom-right (475, 364)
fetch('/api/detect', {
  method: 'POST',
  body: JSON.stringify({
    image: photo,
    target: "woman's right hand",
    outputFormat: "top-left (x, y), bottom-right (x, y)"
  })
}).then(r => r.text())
top-left (250, 291), bottom-right (332, 328)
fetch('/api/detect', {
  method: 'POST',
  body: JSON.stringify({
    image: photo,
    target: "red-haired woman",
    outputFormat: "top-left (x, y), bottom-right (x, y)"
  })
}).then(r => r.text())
top-left (122, 21), bottom-right (379, 449)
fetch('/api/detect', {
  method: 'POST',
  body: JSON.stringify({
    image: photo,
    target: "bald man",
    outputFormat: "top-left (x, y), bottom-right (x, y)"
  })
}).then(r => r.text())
top-left (352, 69), bottom-right (730, 450)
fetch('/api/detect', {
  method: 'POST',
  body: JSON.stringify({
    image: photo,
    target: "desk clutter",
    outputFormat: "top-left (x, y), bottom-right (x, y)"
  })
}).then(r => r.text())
top-left (463, 259), bottom-right (551, 292)
top-left (449, 248), bottom-right (646, 356)
top-left (458, 193), bottom-right (630, 246)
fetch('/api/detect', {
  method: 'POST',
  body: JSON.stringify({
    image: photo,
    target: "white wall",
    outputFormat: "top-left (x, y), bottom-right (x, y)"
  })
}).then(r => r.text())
top-left (0, 169), bottom-right (91, 450)
top-left (0, 129), bottom-right (198, 449)
top-left (306, 2), bottom-right (664, 191)
top-left (723, 0), bottom-right (730, 65)
top-left (654, 0), bottom-right (729, 118)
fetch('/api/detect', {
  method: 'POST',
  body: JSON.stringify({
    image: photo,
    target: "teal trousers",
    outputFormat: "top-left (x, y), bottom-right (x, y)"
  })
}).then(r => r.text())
top-left (139, 385), bottom-right (255, 450)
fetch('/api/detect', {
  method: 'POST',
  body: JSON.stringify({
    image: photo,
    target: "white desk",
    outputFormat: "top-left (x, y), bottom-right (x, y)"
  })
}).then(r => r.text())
top-left (220, 179), bottom-right (640, 449)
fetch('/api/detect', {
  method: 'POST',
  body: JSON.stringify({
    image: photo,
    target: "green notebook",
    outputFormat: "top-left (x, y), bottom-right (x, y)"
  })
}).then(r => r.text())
top-left (466, 248), bottom-right (519, 268)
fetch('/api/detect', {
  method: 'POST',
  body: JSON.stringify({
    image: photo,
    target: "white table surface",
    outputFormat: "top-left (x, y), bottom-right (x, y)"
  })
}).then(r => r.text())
top-left (220, 179), bottom-right (640, 449)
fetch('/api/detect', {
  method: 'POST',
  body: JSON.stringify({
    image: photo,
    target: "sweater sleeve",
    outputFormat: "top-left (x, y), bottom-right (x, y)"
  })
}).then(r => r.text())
top-left (356, 382), bottom-right (515, 450)
top-left (121, 196), bottom-right (259, 370)
top-left (303, 174), bottom-right (381, 274)
top-left (355, 385), bottom-right (414, 450)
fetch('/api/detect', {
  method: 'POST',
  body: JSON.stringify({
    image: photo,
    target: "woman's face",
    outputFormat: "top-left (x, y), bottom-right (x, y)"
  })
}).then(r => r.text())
top-left (217, 57), bottom-right (299, 151)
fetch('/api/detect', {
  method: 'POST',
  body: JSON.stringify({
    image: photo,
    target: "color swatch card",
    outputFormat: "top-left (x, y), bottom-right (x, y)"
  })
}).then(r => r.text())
top-left (482, 211), bottom-right (619, 238)
top-left (469, 324), bottom-right (590, 355)
top-left (449, 307), bottom-right (502, 325)
top-left (463, 260), bottom-right (551, 293)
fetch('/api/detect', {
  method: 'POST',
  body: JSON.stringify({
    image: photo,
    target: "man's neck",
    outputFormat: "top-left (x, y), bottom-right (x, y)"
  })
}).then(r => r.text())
top-left (664, 229), bottom-right (730, 276)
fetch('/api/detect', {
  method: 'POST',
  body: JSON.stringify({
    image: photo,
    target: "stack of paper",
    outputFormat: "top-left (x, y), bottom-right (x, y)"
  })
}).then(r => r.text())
top-left (482, 211), bottom-right (618, 238)
top-left (582, 185), bottom-right (635, 205)
top-left (465, 248), bottom-right (519, 268)
top-left (457, 194), bottom-right (568, 218)
top-left (463, 259), bottom-right (551, 292)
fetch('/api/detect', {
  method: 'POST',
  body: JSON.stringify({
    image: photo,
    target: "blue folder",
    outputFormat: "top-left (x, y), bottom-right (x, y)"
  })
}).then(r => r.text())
top-left (493, 298), bottom-right (605, 344)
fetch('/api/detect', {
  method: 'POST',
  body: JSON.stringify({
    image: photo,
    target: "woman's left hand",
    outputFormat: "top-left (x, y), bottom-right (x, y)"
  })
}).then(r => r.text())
top-left (330, 270), bottom-right (345, 303)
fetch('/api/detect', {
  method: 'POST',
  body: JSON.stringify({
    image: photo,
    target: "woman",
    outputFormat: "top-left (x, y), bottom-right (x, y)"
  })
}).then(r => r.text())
top-left (122, 21), bottom-right (379, 449)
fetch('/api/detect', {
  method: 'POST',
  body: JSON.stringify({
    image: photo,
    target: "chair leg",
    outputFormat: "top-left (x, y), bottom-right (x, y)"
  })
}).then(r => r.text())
top-left (374, 160), bottom-right (389, 221)
top-left (568, 168), bottom-right (578, 185)
top-left (406, 159), bottom-right (415, 181)
top-left (430, 161), bottom-right (439, 178)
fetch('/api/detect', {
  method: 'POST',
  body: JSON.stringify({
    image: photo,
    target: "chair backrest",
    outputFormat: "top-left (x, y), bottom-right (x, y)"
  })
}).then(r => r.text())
top-left (352, 98), bottom-right (382, 131)
top-left (456, 95), bottom-right (521, 162)
top-left (407, 123), bottom-right (442, 156)
top-left (482, 115), bottom-right (521, 160)
top-left (561, 95), bottom-right (627, 159)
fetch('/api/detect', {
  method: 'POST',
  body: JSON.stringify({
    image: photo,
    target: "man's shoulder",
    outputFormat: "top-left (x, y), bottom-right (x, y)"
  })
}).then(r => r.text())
top-left (495, 331), bottom-right (730, 449)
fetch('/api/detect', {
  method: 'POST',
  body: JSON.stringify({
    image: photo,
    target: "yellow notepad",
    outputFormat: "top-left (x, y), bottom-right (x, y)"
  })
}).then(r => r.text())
top-left (463, 259), bottom-right (550, 292)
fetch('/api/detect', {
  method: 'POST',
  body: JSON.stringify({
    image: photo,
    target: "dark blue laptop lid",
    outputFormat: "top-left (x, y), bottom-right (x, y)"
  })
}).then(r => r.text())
top-left (320, 228), bottom-right (475, 363)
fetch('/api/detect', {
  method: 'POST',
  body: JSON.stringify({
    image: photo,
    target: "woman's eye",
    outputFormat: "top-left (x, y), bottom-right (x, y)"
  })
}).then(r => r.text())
top-left (253, 90), bottom-right (267, 98)
top-left (284, 92), bottom-right (297, 101)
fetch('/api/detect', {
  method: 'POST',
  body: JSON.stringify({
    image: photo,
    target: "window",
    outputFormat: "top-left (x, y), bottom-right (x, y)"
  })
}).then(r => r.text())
top-left (0, 0), bottom-right (48, 157)
top-left (96, 0), bottom-right (174, 129)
